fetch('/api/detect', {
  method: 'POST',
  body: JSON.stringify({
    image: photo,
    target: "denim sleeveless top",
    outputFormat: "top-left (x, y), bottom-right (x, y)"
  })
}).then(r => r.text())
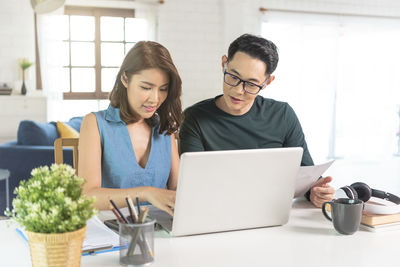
top-left (94, 105), bottom-right (171, 189)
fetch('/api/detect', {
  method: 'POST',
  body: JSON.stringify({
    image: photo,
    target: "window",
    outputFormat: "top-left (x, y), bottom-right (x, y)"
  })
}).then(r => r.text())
top-left (261, 12), bottom-right (400, 161)
top-left (62, 6), bottom-right (148, 99)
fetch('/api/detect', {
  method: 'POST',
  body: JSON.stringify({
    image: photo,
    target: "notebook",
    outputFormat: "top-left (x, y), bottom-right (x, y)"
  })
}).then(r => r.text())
top-left (148, 147), bottom-right (303, 236)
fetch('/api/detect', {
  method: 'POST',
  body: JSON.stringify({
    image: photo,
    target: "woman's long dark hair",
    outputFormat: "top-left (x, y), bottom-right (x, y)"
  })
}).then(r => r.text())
top-left (109, 41), bottom-right (182, 135)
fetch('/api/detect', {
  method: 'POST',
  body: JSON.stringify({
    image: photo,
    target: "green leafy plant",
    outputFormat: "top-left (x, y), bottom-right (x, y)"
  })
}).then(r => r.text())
top-left (5, 164), bottom-right (97, 233)
top-left (19, 58), bottom-right (33, 71)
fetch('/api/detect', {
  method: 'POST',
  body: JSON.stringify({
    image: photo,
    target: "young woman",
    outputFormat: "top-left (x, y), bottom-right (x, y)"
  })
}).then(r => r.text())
top-left (78, 41), bottom-right (182, 216)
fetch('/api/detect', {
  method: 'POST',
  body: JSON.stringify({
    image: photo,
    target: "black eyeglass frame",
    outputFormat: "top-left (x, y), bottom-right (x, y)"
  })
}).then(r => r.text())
top-left (223, 67), bottom-right (269, 95)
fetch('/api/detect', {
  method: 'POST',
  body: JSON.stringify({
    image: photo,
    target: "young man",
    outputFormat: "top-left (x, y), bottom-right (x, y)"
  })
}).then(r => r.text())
top-left (179, 34), bottom-right (334, 207)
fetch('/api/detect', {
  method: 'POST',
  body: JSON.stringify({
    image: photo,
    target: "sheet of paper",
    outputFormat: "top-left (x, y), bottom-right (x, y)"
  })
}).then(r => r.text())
top-left (294, 160), bottom-right (335, 198)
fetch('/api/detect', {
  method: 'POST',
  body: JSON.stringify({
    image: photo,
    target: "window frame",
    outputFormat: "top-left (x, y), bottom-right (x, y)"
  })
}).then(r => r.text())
top-left (63, 6), bottom-right (135, 100)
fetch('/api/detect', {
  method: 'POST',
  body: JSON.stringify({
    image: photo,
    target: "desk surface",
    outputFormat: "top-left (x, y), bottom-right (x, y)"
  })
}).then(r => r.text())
top-left (1, 199), bottom-right (399, 267)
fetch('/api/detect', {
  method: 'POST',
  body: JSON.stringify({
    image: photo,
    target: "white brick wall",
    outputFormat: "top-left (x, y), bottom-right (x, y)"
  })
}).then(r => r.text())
top-left (2, 0), bottom-right (400, 106)
top-left (157, 0), bottom-right (263, 108)
top-left (158, 0), bottom-right (224, 108)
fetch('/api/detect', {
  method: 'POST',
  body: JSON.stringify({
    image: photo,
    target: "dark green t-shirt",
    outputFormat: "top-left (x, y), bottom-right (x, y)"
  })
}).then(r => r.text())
top-left (179, 95), bottom-right (314, 167)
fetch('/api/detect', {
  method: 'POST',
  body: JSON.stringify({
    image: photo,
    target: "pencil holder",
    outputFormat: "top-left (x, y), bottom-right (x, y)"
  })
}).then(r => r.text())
top-left (119, 220), bottom-right (155, 266)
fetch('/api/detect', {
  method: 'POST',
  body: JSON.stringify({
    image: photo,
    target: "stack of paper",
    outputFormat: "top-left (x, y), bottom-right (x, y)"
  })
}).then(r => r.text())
top-left (82, 215), bottom-right (120, 253)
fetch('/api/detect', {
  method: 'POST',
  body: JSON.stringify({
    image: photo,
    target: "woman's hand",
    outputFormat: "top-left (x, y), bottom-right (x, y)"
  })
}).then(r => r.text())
top-left (144, 187), bottom-right (176, 216)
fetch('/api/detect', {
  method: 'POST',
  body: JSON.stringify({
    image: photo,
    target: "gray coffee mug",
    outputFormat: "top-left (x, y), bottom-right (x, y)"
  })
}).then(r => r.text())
top-left (322, 198), bottom-right (364, 235)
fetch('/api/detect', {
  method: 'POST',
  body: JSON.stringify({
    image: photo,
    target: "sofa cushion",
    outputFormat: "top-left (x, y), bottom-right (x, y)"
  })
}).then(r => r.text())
top-left (56, 121), bottom-right (79, 138)
top-left (17, 120), bottom-right (59, 146)
top-left (17, 117), bottom-right (83, 146)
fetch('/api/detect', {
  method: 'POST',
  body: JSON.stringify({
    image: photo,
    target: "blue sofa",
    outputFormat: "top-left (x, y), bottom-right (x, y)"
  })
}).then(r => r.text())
top-left (0, 117), bottom-right (82, 214)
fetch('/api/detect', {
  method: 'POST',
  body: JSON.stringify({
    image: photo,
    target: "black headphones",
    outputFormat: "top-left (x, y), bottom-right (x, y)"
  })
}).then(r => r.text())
top-left (336, 182), bottom-right (400, 214)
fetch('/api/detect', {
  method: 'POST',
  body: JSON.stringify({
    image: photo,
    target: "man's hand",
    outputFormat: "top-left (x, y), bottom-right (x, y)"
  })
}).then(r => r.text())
top-left (310, 176), bottom-right (335, 208)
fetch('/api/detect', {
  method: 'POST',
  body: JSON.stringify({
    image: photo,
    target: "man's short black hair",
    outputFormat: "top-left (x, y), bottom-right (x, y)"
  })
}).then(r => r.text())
top-left (227, 34), bottom-right (279, 75)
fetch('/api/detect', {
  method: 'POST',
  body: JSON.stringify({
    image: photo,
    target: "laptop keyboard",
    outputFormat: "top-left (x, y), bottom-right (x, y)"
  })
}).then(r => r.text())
top-left (148, 206), bottom-right (173, 232)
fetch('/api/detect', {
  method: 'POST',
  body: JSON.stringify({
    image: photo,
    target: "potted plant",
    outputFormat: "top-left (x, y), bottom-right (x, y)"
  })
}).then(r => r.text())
top-left (5, 164), bottom-right (97, 267)
top-left (19, 58), bottom-right (33, 95)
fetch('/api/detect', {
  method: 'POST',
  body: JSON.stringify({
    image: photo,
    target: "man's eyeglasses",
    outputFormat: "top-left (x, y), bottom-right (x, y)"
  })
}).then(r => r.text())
top-left (223, 68), bottom-right (269, 95)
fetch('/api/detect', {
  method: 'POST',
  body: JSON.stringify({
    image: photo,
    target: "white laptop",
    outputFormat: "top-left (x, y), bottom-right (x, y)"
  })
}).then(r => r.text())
top-left (148, 147), bottom-right (303, 236)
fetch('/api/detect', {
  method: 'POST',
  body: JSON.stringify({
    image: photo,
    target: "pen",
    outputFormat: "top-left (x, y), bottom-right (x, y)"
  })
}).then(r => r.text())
top-left (82, 244), bottom-right (113, 254)
top-left (127, 226), bottom-right (143, 256)
top-left (139, 207), bottom-right (149, 223)
top-left (110, 206), bottom-right (125, 224)
top-left (126, 196), bottom-right (139, 223)
top-left (139, 207), bottom-right (154, 258)
top-left (125, 197), bottom-right (135, 223)
top-left (109, 199), bottom-right (128, 223)
top-left (136, 197), bottom-right (141, 216)
top-left (82, 246), bottom-right (120, 256)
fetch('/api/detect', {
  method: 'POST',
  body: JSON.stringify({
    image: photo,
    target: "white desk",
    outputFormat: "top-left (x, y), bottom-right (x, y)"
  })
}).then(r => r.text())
top-left (1, 199), bottom-right (399, 267)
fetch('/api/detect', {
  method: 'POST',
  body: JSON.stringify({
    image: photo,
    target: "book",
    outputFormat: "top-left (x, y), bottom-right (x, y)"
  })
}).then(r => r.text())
top-left (0, 88), bottom-right (12, 95)
top-left (361, 212), bottom-right (400, 226)
top-left (0, 83), bottom-right (12, 95)
top-left (360, 222), bottom-right (400, 232)
top-left (16, 215), bottom-right (120, 256)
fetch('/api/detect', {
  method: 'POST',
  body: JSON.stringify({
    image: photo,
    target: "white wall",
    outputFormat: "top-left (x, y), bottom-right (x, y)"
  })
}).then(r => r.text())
top-left (259, 0), bottom-right (400, 17)
top-left (0, 0), bottom-right (35, 94)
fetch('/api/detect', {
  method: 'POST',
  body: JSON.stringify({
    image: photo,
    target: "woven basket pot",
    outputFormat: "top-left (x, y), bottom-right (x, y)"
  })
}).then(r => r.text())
top-left (26, 226), bottom-right (87, 267)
